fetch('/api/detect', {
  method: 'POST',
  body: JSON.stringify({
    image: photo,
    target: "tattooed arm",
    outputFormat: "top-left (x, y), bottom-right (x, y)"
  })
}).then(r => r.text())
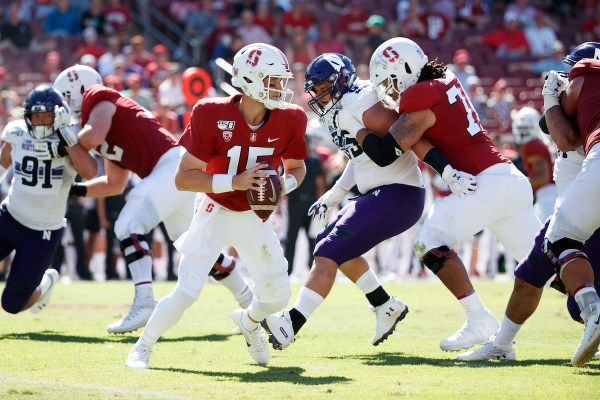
top-left (388, 109), bottom-right (436, 150)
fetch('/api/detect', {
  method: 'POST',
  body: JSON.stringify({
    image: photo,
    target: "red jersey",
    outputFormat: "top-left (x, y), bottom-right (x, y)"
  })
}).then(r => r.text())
top-left (569, 59), bottom-right (600, 155)
top-left (520, 138), bottom-right (554, 189)
top-left (81, 85), bottom-right (179, 178)
top-left (400, 71), bottom-right (509, 175)
top-left (179, 95), bottom-right (308, 211)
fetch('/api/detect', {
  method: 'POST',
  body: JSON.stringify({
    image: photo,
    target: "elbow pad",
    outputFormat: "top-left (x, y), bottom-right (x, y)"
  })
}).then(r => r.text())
top-left (361, 133), bottom-right (404, 167)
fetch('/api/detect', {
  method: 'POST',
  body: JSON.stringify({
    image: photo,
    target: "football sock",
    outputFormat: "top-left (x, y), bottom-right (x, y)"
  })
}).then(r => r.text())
top-left (459, 291), bottom-right (485, 313)
top-left (355, 270), bottom-right (390, 307)
top-left (241, 309), bottom-right (259, 331)
top-left (218, 256), bottom-right (253, 308)
top-left (493, 315), bottom-right (521, 349)
top-left (140, 289), bottom-right (195, 346)
top-left (124, 241), bottom-right (154, 301)
top-left (293, 287), bottom-right (324, 320)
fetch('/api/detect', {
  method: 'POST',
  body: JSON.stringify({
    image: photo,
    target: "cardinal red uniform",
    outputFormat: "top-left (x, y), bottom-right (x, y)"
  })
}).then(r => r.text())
top-left (402, 71), bottom-right (541, 262)
top-left (80, 84), bottom-right (193, 243)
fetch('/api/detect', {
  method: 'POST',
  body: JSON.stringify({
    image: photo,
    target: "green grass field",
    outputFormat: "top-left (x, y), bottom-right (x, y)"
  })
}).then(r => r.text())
top-left (0, 279), bottom-right (598, 399)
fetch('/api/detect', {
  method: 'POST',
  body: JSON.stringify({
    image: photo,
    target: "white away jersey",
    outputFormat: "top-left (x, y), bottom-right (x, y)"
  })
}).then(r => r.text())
top-left (319, 79), bottom-right (423, 194)
top-left (2, 120), bottom-right (78, 230)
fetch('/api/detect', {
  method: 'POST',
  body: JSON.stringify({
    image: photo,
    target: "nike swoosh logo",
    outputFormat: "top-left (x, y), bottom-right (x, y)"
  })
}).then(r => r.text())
top-left (267, 138), bottom-right (279, 142)
top-left (595, 314), bottom-right (600, 325)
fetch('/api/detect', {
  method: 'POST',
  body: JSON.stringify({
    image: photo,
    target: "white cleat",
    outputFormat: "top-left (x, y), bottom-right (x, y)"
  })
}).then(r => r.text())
top-left (231, 309), bottom-right (269, 365)
top-left (262, 310), bottom-right (296, 350)
top-left (457, 338), bottom-right (516, 361)
top-left (126, 343), bottom-right (152, 369)
top-left (30, 269), bottom-right (59, 314)
top-left (595, 350), bottom-right (600, 359)
top-left (371, 296), bottom-right (409, 346)
top-left (572, 301), bottom-right (600, 367)
top-left (440, 308), bottom-right (500, 352)
top-left (107, 300), bottom-right (157, 334)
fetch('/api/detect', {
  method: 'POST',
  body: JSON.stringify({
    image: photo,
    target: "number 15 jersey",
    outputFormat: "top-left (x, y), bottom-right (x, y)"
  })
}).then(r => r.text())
top-left (400, 70), bottom-right (509, 176)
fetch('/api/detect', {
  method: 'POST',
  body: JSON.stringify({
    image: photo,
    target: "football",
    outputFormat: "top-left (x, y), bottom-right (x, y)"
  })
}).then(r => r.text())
top-left (247, 162), bottom-right (281, 221)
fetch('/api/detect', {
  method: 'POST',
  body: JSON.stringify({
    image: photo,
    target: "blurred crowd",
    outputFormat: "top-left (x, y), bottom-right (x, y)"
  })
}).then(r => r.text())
top-left (0, 0), bottom-right (592, 282)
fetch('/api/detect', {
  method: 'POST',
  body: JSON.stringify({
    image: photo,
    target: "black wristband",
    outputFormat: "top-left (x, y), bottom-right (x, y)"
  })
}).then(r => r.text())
top-left (69, 183), bottom-right (87, 197)
top-left (423, 147), bottom-right (450, 176)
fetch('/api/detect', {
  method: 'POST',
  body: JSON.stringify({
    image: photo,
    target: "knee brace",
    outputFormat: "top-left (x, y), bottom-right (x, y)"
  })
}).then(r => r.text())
top-left (542, 238), bottom-right (589, 278)
top-left (1, 284), bottom-right (35, 314)
top-left (119, 234), bottom-right (152, 265)
top-left (421, 246), bottom-right (457, 274)
top-left (208, 253), bottom-right (235, 281)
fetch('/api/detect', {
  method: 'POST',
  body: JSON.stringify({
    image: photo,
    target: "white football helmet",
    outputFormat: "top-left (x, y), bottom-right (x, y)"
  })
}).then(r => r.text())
top-left (512, 106), bottom-right (542, 144)
top-left (231, 43), bottom-right (294, 110)
top-left (369, 37), bottom-right (428, 108)
top-left (54, 64), bottom-right (102, 116)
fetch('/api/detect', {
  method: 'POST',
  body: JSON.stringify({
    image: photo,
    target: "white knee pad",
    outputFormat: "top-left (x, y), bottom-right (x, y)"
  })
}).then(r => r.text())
top-left (175, 255), bottom-right (211, 300)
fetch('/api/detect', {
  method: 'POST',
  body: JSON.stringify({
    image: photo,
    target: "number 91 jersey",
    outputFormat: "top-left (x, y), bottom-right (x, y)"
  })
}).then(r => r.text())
top-left (400, 70), bottom-right (509, 175)
top-left (2, 120), bottom-right (77, 230)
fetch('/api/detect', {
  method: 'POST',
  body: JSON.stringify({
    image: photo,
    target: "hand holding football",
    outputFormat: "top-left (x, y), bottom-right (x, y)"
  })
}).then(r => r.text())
top-left (247, 162), bottom-right (281, 221)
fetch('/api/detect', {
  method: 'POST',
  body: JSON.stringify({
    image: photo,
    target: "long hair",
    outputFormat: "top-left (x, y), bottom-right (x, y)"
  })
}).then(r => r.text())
top-left (418, 59), bottom-right (447, 82)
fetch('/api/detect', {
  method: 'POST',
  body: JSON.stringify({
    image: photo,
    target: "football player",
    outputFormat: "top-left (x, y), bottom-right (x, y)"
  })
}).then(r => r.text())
top-left (0, 85), bottom-right (97, 314)
top-left (459, 41), bottom-right (600, 366)
top-left (53, 65), bottom-right (254, 334)
top-left (263, 53), bottom-right (429, 351)
top-left (512, 106), bottom-right (557, 221)
top-left (359, 37), bottom-right (542, 352)
top-left (126, 43), bottom-right (307, 368)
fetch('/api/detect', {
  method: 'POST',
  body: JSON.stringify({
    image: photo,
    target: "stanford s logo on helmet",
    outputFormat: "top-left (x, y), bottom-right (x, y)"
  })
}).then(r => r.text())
top-left (369, 37), bottom-right (428, 108)
top-left (24, 84), bottom-right (68, 140)
top-left (304, 53), bottom-right (356, 117)
top-left (54, 64), bottom-right (102, 116)
top-left (231, 43), bottom-right (294, 110)
top-left (563, 42), bottom-right (600, 66)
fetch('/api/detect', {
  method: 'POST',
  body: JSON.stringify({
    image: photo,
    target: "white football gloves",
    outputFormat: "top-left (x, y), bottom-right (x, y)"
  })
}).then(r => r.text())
top-left (441, 165), bottom-right (477, 197)
top-left (54, 104), bottom-right (78, 147)
top-left (308, 184), bottom-right (347, 219)
top-left (542, 70), bottom-right (569, 110)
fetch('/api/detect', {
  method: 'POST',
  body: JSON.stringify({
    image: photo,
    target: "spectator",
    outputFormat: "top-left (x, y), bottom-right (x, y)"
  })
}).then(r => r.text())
top-left (158, 64), bottom-right (184, 112)
top-left (525, 12), bottom-right (558, 58)
top-left (121, 73), bottom-right (153, 111)
top-left (44, 0), bottom-right (80, 37)
top-left (456, 0), bottom-right (490, 32)
top-left (400, 3), bottom-right (426, 39)
top-left (281, 0), bottom-right (313, 38)
top-left (129, 35), bottom-right (154, 70)
top-left (42, 51), bottom-right (63, 82)
top-left (152, 98), bottom-right (181, 135)
top-left (97, 35), bottom-right (123, 77)
top-left (284, 28), bottom-right (316, 66)
top-left (361, 15), bottom-right (387, 65)
top-left (202, 11), bottom-right (236, 63)
top-left (122, 45), bottom-right (147, 86)
top-left (313, 20), bottom-right (345, 55)
top-left (103, 56), bottom-right (125, 91)
top-left (75, 27), bottom-right (106, 60)
top-left (231, 0), bottom-right (256, 19)
top-left (465, 12), bottom-right (530, 59)
top-left (80, 54), bottom-right (98, 69)
top-left (486, 78), bottom-right (515, 131)
top-left (447, 48), bottom-right (478, 89)
top-left (145, 45), bottom-right (172, 90)
top-left (504, 0), bottom-right (540, 29)
top-left (578, 2), bottom-right (600, 43)
top-left (80, 0), bottom-right (107, 36)
top-left (254, 1), bottom-right (279, 38)
top-left (0, 3), bottom-right (34, 51)
top-left (236, 10), bottom-right (273, 45)
top-left (507, 41), bottom-right (569, 77)
top-left (169, 0), bottom-right (199, 28)
top-left (465, 76), bottom-right (488, 121)
top-left (185, 0), bottom-right (217, 40)
top-left (104, 0), bottom-right (132, 35)
top-left (336, 0), bottom-right (369, 58)
top-left (0, 68), bottom-right (9, 92)
top-left (420, 0), bottom-right (451, 43)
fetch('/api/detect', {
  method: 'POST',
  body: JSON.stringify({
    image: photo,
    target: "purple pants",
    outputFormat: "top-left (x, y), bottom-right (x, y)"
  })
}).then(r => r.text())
top-left (0, 205), bottom-right (63, 313)
top-left (314, 184), bottom-right (425, 266)
top-left (514, 217), bottom-right (600, 321)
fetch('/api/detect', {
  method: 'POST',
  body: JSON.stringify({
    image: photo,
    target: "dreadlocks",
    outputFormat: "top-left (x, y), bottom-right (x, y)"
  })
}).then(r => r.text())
top-left (418, 59), bottom-right (447, 82)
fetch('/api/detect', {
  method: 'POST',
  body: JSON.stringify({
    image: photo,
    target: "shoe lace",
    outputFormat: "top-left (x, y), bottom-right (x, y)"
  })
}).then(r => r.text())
top-left (247, 328), bottom-right (267, 351)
